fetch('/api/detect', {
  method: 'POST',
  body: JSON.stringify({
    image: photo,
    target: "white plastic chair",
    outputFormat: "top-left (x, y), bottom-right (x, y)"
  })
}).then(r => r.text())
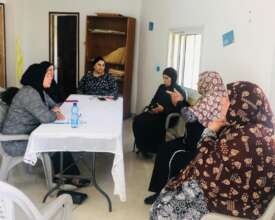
top-left (0, 181), bottom-right (73, 220)
top-left (0, 133), bottom-right (55, 191)
top-left (0, 133), bottom-right (29, 180)
top-left (201, 197), bottom-right (275, 220)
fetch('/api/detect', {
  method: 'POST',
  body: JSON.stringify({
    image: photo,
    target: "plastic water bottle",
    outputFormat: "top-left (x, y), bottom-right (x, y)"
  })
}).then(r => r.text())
top-left (71, 102), bottom-right (79, 128)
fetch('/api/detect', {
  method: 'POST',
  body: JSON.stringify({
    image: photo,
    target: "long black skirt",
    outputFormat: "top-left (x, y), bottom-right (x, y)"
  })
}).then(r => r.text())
top-left (148, 121), bottom-right (204, 193)
top-left (132, 112), bottom-right (166, 153)
top-left (51, 152), bottom-right (80, 175)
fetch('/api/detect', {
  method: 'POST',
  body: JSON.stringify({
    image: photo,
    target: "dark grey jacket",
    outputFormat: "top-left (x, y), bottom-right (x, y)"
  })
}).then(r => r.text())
top-left (2, 86), bottom-right (57, 156)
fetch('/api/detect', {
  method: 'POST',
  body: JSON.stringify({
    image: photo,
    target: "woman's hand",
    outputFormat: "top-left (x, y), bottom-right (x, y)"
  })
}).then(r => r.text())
top-left (208, 119), bottom-right (227, 133)
top-left (151, 103), bottom-right (164, 113)
top-left (51, 106), bottom-right (65, 120)
top-left (167, 89), bottom-right (184, 106)
top-left (51, 106), bottom-right (61, 113)
top-left (208, 96), bottom-right (230, 132)
top-left (55, 112), bottom-right (65, 120)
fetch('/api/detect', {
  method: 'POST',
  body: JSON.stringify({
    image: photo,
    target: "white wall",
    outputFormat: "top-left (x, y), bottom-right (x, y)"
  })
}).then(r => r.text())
top-left (5, 0), bottom-right (275, 113)
top-left (5, 0), bottom-right (142, 112)
top-left (137, 0), bottom-right (275, 112)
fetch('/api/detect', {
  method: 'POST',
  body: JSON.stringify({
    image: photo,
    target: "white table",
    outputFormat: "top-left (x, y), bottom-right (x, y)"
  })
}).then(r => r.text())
top-left (24, 95), bottom-right (126, 205)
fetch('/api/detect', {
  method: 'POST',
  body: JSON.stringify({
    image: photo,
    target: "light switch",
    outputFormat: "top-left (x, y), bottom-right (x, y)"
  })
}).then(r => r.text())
top-left (149, 22), bottom-right (154, 31)
top-left (156, 65), bottom-right (160, 72)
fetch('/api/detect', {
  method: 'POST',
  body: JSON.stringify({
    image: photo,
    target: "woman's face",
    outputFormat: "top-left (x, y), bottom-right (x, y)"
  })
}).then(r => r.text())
top-left (221, 95), bottom-right (230, 120)
top-left (43, 65), bottom-right (54, 88)
top-left (163, 74), bottom-right (172, 87)
top-left (94, 60), bottom-right (105, 75)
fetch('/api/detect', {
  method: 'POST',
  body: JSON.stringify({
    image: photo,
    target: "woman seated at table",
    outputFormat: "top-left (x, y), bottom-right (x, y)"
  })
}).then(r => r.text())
top-left (78, 56), bottom-right (118, 98)
top-left (144, 71), bottom-right (227, 204)
top-left (151, 81), bottom-right (275, 220)
top-left (2, 63), bottom-right (86, 186)
top-left (132, 67), bottom-right (187, 158)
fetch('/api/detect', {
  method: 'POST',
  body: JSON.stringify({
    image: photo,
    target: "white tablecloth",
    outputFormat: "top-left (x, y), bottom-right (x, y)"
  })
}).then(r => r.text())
top-left (24, 95), bottom-right (126, 201)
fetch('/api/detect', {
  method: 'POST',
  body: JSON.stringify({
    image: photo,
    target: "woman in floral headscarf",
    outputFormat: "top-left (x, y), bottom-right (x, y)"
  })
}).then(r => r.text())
top-left (150, 81), bottom-right (275, 220)
top-left (190, 71), bottom-right (228, 127)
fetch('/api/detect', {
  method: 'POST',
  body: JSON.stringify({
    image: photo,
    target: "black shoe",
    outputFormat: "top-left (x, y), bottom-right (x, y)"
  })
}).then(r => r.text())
top-left (53, 177), bottom-right (91, 188)
top-left (144, 193), bottom-right (159, 205)
top-left (141, 151), bottom-right (153, 159)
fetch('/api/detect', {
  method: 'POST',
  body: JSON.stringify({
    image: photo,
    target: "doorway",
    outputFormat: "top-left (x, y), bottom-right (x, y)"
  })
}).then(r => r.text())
top-left (49, 12), bottom-right (79, 99)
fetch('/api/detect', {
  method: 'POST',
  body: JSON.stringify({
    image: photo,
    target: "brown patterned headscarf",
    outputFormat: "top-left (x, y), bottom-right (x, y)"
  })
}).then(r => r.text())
top-left (190, 71), bottom-right (227, 127)
top-left (227, 81), bottom-right (275, 130)
top-left (167, 81), bottom-right (275, 219)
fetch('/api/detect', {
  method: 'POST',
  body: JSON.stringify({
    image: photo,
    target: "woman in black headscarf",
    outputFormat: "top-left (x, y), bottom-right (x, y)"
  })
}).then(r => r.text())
top-left (2, 63), bottom-right (86, 186)
top-left (2, 63), bottom-right (63, 155)
top-left (132, 67), bottom-right (188, 158)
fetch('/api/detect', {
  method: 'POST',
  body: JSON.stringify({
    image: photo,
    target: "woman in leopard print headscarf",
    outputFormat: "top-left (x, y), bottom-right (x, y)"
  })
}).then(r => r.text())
top-left (150, 81), bottom-right (275, 220)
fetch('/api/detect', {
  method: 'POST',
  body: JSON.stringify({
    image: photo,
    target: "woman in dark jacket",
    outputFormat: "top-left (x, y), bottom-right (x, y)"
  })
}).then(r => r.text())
top-left (144, 71), bottom-right (227, 204)
top-left (132, 67), bottom-right (187, 157)
top-left (78, 56), bottom-right (118, 97)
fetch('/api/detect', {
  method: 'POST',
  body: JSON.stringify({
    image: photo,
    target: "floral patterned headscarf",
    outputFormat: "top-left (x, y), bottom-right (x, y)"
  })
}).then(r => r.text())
top-left (226, 81), bottom-right (275, 130)
top-left (190, 71), bottom-right (227, 127)
top-left (167, 81), bottom-right (275, 219)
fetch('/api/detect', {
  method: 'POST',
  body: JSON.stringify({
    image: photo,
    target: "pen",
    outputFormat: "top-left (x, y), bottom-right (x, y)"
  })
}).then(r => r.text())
top-left (64, 100), bottom-right (79, 102)
top-left (52, 121), bottom-right (70, 124)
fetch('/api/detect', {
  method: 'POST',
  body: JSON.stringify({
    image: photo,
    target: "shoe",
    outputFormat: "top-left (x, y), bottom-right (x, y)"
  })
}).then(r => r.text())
top-left (69, 178), bottom-right (91, 188)
top-left (53, 177), bottom-right (91, 188)
top-left (141, 151), bottom-right (153, 159)
top-left (144, 193), bottom-right (159, 205)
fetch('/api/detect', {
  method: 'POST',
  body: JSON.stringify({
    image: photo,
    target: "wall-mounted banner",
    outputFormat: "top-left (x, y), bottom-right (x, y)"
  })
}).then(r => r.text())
top-left (222, 30), bottom-right (234, 47)
top-left (16, 36), bottom-right (24, 82)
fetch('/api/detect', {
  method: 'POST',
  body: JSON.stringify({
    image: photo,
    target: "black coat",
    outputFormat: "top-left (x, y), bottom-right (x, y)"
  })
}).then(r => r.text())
top-left (150, 84), bottom-right (187, 115)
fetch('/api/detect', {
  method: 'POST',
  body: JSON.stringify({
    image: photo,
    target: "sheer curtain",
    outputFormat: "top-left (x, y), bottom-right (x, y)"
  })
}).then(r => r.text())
top-left (167, 32), bottom-right (201, 89)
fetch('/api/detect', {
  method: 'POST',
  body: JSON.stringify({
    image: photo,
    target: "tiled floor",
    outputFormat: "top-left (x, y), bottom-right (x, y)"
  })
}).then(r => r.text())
top-left (4, 118), bottom-right (155, 219)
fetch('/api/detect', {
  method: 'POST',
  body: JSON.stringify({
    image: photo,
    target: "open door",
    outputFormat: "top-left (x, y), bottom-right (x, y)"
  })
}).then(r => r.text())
top-left (49, 12), bottom-right (79, 99)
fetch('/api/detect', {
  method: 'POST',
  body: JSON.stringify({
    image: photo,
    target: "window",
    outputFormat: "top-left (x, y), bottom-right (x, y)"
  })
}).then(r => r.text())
top-left (167, 31), bottom-right (202, 89)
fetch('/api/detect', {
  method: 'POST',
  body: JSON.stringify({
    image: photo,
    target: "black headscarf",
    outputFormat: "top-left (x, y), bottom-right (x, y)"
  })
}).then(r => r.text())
top-left (21, 63), bottom-right (47, 102)
top-left (163, 67), bottom-right (177, 89)
top-left (40, 61), bottom-right (53, 74)
top-left (40, 61), bottom-right (66, 103)
top-left (150, 67), bottom-right (187, 114)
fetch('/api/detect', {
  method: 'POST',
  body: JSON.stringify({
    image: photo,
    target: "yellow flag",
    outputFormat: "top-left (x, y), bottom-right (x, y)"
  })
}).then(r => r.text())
top-left (16, 36), bottom-right (24, 82)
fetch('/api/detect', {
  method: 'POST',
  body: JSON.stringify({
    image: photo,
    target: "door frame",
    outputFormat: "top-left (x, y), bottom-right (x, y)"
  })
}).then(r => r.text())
top-left (48, 11), bottom-right (80, 85)
top-left (0, 3), bottom-right (6, 88)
